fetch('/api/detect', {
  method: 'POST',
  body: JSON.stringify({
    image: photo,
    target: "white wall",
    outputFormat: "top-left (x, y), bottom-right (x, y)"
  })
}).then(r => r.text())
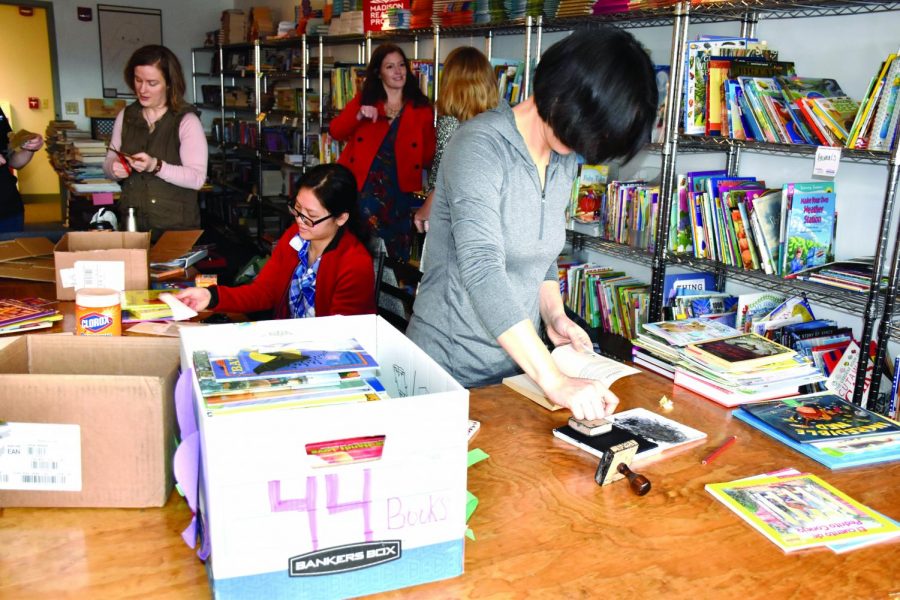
top-left (50, 0), bottom-right (231, 129)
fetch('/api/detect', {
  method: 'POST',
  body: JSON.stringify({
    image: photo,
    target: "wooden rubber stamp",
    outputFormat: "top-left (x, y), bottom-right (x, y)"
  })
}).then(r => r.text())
top-left (594, 439), bottom-right (651, 495)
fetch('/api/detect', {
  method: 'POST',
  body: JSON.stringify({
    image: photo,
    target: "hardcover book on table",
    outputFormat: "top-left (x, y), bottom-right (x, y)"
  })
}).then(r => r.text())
top-left (733, 407), bottom-right (900, 469)
top-left (739, 393), bottom-right (900, 444)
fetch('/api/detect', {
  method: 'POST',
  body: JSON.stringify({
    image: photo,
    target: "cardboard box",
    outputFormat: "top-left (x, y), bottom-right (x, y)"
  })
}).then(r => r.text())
top-left (179, 315), bottom-right (468, 598)
top-left (0, 335), bottom-right (180, 507)
top-left (53, 230), bottom-right (202, 300)
top-left (84, 98), bottom-right (127, 119)
top-left (0, 237), bottom-right (56, 282)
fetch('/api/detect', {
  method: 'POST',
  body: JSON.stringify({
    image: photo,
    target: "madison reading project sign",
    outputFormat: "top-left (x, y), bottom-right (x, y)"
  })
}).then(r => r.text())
top-left (364, 0), bottom-right (410, 31)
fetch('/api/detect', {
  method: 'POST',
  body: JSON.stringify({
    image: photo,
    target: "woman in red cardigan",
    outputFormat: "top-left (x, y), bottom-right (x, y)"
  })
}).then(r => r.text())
top-left (176, 164), bottom-right (375, 318)
top-left (330, 43), bottom-right (436, 262)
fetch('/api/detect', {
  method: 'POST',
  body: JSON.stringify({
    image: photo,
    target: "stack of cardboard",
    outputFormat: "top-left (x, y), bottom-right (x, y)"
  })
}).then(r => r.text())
top-left (249, 6), bottom-right (275, 40)
top-left (221, 9), bottom-right (246, 44)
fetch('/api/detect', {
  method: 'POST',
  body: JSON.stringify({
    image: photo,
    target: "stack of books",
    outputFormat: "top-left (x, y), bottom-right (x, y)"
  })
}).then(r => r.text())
top-left (733, 393), bottom-right (900, 469)
top-left (120, 290), bottom-right (174, 321)
top-left (707, 469), bottom-right (900, 553)
top-left (0, 297), bottom-right (62, 335)
top-left (191, 338), bottom-right (388, 412)
top-left (635, 318), bottom-right (825, 407)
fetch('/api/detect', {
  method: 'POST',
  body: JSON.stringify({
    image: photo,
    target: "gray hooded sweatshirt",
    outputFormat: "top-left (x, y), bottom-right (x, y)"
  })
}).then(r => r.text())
top-left (406, 101), bottom-right (577, 387)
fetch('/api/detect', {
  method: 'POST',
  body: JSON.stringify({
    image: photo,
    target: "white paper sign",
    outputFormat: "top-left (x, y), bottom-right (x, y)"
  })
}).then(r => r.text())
top-left (814, 146), bottom-right (841, 178)
top-left (73, 260), bottom-right (125, 291)
top-left (0, 422), bottom-right (82, 491)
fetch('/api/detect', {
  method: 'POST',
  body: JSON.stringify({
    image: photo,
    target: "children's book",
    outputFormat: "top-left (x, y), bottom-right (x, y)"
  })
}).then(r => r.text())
top-left (662, 272), bottom-right (716, 307)
top-left (683, 38), bottom-right (753, 135)
top-left (740, 393), bottom-right (900, 444)
top-left (0, 298), bottom-right (57, 328)
top-left (804, 96), bottom-right (860, 143)
top-left (775, 76), bottom-right (846, 144)
top-left (781, 182), bottom-right (837, 276)
top-left (685, 333), bottom-right (795, 371)
top-left (868, 53), bottom-right (900, 151)
top-left (705, 472), bottom-right (900, 552)
top-left (735, 292), bottom-right (787, 333)
top-left (207, 339), bottom-right (379, 381)
top-left (747, 189), bottom-right (783, 274)
top-left (642, 318), bottom-right (740, 347)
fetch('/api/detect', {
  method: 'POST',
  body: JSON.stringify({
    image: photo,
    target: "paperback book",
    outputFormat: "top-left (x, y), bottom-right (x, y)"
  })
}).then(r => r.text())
top-left (706, 472), bottom-right (900, 552)
top-left (685, 333), bottom-right (796, 371)
top-left (207, 339), bottom-right (378, 382)
top-left (781, 182), bottom-right (837, 276)
top-left (641, 318), bottom-right (740, 347)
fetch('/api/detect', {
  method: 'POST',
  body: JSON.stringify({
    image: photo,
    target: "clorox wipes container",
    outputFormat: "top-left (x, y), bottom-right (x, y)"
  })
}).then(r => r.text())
top-left (75, 288), bottom-right (122, 336)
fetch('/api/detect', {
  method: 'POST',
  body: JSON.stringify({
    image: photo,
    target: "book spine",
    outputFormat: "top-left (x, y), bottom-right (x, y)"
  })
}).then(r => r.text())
top-left (748, 208), bottom-right (774, 275)
top-left (889, 355), bottom-right (900, 420)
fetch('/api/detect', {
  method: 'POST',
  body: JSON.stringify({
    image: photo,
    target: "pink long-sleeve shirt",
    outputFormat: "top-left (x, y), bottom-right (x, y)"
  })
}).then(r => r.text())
top-left (103, 109), bottom-right (207, 190)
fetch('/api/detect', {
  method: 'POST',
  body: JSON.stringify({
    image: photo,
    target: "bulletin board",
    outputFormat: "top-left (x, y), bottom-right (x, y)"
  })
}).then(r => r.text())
top-left (98, 4), bottom-right (163, 98)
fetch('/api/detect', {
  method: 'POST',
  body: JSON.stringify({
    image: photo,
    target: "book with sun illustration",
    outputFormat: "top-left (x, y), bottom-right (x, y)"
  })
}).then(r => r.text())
top-left (208, 339), bottom-right (379, 382)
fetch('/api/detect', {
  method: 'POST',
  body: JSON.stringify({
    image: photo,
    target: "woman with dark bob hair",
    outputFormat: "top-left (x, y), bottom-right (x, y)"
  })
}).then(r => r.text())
top-left (103, 45), bottom-right (207, 236)
top-left (408, 27), bottom-right (658, 420)
top-left (330, 43), bottom-right (436, 261)
top-left (176, 163), bottom-right (375, 318)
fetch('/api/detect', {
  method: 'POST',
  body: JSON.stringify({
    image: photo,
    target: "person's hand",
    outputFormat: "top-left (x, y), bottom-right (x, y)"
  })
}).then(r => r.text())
top-left (543, 373), bottom-right (619, 420)
top-left (413, 191), bottom-right (434, 233)
top-left (111, 160), bottom-right (130, 179)
top-left (0, 154), bottom-right (6, 167)
top-left (357, 105), bottom-right (379, 122)
top-left (545, 312), bottom-right (592, 352)
top-left (174, 287), bottom-right (212, 312)
top-left (21, 136), bottom-right (43, 152)
top-left (127, 152), bottom-right (156, 173)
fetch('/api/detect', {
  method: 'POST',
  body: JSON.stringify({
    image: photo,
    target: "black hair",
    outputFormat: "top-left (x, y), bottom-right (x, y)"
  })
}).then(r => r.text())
top-left (533, 27), bottom-right (658, 165)
top-left (360, 43), bottom-right (430, 108)
top-left (297, 163), bottom-right (372, 251)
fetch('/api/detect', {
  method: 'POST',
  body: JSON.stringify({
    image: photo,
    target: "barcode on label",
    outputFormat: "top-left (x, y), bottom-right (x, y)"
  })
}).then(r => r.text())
top-left (27, 446), bottom-right (48, 456)
top-left (21, 473), bottom-right (66, 484)
top-left (31, 460), bottom-right (59, 470)
top-left (81, 265), bottom-right (101, 287)
top-left (0, 473), bottom-right (8, 483)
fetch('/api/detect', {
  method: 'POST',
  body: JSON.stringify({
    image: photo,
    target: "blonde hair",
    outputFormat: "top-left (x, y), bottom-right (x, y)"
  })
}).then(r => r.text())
top-left (436, 47), bottom-right (499, 122)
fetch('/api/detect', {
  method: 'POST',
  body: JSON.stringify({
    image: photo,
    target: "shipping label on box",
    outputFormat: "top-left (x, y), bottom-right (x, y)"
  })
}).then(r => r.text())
top-left (0, 422), bottom-right (82, 491)
top-left (179, 315), bottom-right (469, 598)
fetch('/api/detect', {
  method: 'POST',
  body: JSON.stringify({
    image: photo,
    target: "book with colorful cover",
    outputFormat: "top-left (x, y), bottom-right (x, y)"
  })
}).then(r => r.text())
top-left (740, 393), bottom-right (900, 444)
top-left (642, 318), bottom-right (740, 347)
top-left (705, 472), bottom-right (900, 552)
top-left (781, 182), bottom-right (837, 276)
top-left (208, 339), bottom-right (379, 381)
top-left (686, 333), bottom-right (795, 371)
top-left (804, 96), bottom-right (860, 144)
top-left (733, 407), bottom-right (900, 469)
top-left (0, 298), bottom-right (57, 328)
top-left (204, 377), bottom-right (387, 410)
top-left (775, 76), bottom-right (846, 144)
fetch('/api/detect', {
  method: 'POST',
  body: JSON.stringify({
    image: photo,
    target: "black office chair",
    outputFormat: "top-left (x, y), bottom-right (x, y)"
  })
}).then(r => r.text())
top-left (373, 250), bottom-right (420, 333)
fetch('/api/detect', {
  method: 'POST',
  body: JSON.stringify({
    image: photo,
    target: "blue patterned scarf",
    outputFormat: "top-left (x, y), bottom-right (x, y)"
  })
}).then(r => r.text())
top-left (288, 235), bottom-right (320, 318)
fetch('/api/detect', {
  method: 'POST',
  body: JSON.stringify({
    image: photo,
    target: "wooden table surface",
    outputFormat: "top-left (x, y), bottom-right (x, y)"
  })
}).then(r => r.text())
top-left (1, 365), bottom-right (898, 599)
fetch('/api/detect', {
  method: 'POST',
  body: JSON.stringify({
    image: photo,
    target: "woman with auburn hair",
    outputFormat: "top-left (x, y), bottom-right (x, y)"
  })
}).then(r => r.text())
top-left (414, 46), bottom-right (499, 233)
top-left (330, 43), bottom-right (436, 261)
top-left (103, 44), bottom-right (207, 237)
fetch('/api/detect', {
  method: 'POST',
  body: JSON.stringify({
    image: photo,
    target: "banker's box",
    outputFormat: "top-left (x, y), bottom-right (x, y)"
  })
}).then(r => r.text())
top-left (53, 230), bottom-right (202, 300)
top-left (0, 336), bottom-right (180, 507)
top-left (179, 315), bottom-right (469, 599)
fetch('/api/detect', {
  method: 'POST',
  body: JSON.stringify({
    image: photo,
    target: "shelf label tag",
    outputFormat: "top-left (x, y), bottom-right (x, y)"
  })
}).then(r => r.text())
top-left (813, 146), bottom-right (841, 178)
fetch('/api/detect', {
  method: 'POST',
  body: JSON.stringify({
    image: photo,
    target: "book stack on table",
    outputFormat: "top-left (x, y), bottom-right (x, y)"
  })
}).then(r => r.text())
top-left (634, 318), bottom-right (825, 407)
top-left (0, 297), bottom-right (62, 335)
